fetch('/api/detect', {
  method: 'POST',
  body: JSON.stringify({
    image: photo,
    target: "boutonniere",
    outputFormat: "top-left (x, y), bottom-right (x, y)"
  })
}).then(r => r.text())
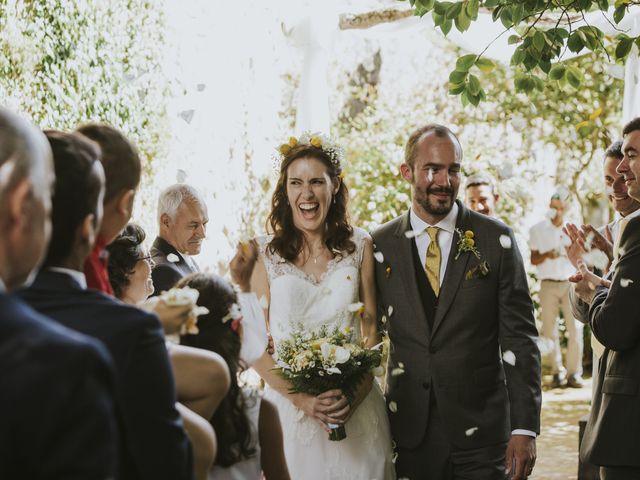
top-left (465, 260), bottom-right (490, 280)
top-left (455, 228), bottom-right (481, 260)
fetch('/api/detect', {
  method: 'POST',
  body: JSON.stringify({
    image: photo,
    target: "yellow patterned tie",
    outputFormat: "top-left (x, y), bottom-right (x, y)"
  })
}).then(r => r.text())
top-left (425, 226), bottom-right (441, 296)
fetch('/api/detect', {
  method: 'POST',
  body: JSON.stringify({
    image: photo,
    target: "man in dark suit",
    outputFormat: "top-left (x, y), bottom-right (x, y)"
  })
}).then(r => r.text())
top-left (372, 124), bottom-right (541, 480)
top-left (574, 117), bottom-right (640, 479)
top-left (0, 109), bottom-right (118, 479)
top-left (18, 131), bottom-right (193, 480)
top-left (151, 183), bottom-right (208, 293)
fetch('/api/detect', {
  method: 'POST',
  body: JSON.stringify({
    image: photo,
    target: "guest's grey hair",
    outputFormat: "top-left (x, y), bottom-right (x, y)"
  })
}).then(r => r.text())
top-left (157, 183), bottom-right (206, 224)
top-left (0, 108), bottom-right (52, 207)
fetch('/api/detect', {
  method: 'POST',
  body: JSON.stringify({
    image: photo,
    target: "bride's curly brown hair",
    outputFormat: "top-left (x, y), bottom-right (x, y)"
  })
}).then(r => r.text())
top-left (267, 144), bottom-right (354, 261)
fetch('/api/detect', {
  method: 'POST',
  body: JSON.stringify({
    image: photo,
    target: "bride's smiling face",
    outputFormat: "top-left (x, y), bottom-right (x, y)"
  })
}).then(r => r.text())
top-left (286, 156), bottom-right (339, 236)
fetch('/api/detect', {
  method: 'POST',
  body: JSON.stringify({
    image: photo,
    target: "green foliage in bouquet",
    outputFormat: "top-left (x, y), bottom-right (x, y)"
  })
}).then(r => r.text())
top-left (275, 324), bottom-right (382, 403)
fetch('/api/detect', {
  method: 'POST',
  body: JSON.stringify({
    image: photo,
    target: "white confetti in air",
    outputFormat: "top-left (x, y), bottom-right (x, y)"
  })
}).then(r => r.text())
top-left (391, 368), bottom-right (405, 377)
top-left (176, 169), bottom-right (187, 183)
top-left (620, 278), bottom-right (634, 287)
top-left (196, 83), bottom-right (206, 91)
top-left (374, 251), bottom-right (384, 263)
top-left (405, 229), bottom-right (426, 239)
top-left (398, 362), bottom-right (405, 368)
top-left (166, 253), bottom-right (180, 263)
top-left (388, 305), bottom-right (394, 317)
top-left (179, 109), bottom-right (195, 124)
top-left (502, 350), bottom-right (516, 366)
top-left (604, 185), bottom-right (614, 196)
top-left (392, 453), bottom-right (399, 464)
top-left (535, 336), bottom-right (555, 355)
top-left (427, 169), bottom-right (434, 182)
top-left (584, 231), bottom-right (595, 251)
top-left (347, 302), bottom-right (364, 312)
top-left (388, 401), bottom-right (398, 413)
top-left (499, 235), bottom-right (512, 249)
top-left (560, 234), bottom-right (572, 248)
top-left (381, 315), bottom-right (387, 324)
top-left (545, 208), bottom-right (557, 220)
top-left (465, 427), bottom-right (479, 436)
top-left (583, 249), bottom-right (609, 271)
top-left (588, 282), bottom-right (596, 291)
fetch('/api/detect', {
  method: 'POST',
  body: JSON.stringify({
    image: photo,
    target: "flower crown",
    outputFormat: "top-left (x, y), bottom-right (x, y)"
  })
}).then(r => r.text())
top-left (275, 132), bottom-right (345, 171)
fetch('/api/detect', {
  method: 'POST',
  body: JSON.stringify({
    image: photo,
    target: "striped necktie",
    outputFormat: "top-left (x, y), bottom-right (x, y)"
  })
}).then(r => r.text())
top-left (425, 226), bottom-right (441, 296)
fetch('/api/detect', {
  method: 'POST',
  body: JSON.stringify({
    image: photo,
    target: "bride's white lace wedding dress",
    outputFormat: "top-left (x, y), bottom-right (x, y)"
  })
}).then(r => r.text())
top-left (258, 228), bottom-right (395, 480)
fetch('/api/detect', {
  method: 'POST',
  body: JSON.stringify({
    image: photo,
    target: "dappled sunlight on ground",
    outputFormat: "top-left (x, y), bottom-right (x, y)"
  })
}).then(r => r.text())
top-left (530, 377), bottom-right (592, 480)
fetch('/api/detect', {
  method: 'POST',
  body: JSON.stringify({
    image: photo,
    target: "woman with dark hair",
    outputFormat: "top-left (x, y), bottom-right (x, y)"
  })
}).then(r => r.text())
top-left (250, 134), bottom-right (394, 479)
top-left (107, 224), bottom-right (231, 480)
top-left (179, 273), bottom-right (290, 480)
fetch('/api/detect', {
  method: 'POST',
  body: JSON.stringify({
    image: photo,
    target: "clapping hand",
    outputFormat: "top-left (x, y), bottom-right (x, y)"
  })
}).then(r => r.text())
top-left (229, 239), bottom-right (259, 292)
top-left (568, 259), bottom-right (611, 304)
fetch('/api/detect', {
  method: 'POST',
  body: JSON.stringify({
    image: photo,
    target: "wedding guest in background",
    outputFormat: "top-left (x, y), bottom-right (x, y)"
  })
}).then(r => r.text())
top-left (78, 124), bottom-right (140, 295)
top-left (180, 273), bottom-right (290, 480)
top-left (567, 140), bottom-right (640, 376)
top-left (151, 183), bottom-right (208, 294)
top-left (572, 117), bottom-right (640, 479)
top-left (0, 110), bottom-right (118, 479)
top-left (108, 223), bottom-right (230, 480)
top-left (18, 131), bottom-right (193, 480)
top-left (464, 172), bottom-right (500, 217)
top-left (529, 192), bottom-right (584, 388)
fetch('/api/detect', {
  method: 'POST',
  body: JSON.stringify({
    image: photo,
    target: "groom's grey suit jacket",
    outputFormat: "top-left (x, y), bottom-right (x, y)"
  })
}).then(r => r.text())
top-left (372, 201), bottom-right (541, 450)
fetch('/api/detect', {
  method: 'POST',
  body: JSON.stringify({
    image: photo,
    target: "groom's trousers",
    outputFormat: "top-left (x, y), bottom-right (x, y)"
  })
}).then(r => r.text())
top-left (395, 392), bottom-right (507, 480)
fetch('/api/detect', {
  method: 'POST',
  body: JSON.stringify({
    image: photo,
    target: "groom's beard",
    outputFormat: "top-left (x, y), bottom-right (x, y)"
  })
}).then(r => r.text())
top-left (416, 186), bottom-right (455, 216)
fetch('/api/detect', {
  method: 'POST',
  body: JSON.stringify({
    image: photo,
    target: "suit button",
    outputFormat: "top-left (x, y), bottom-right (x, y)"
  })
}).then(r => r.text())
top-left (429, 345), bottom-right (437, 354)
top-left (422, 382), bottom-right (430, 390)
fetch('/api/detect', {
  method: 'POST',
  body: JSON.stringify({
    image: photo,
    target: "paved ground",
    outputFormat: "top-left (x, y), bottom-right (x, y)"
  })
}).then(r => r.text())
top-left (529, 377), bottom-right (593, 480)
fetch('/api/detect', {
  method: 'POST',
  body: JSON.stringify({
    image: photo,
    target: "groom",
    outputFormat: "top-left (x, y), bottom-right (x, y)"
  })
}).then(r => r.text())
top-left (372, 124), bottom-right (541, 480)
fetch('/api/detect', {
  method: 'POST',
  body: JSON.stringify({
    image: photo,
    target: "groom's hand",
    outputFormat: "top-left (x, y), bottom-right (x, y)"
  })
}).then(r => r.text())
top-left (505, 434), bottom-right (536, 479)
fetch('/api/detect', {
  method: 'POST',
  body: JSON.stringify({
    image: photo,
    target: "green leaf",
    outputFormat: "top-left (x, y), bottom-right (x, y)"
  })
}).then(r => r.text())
top-left (533, 31), bottom-right (545, 51)
top-left (434, 2), bottom-right (450, 16)
top-left (539, 59), bottom-right (551, 74)
top-left (467, 91), bottom-right (481, 106)
top-left (467, 74), bottom-right (481, 95)
top-left (598, 0), bottom-right (609, 8)
top-left (466, 0), bottom-right (479, 19)
top-left (455, 10), bottom-right (471, 31)
top-left (567, 33), bottom-right (584, 53)
top-left (461, 89), bottom-right (471, 106)
top-left (475, 57), bottom-right (495, 73)
top-left (508, 34), bottom-right (521, 45)
top-left (566, 66), bottom-right (583, 88)
top-left (449, 82), bottom-right (466, 95)
top-left (511, 46), bottom-right (525, 66)
top-left (511, 4), bottom-right (524, 24)
top-left (449, 70), bottom-right (468, 84)
top-left (456, 53), bottom-right (477, 72)
top-left (484, 0), bottom-right (500, 6)
top-left (445, 2), bottom-right (463, 18)
top-left (499, 7), bottom-right (512, 28)
top-left (432, 11), bottom-right (444, 24)
top-left (548, 64), bottom-right (566, 80)
top-left (441, 18), bottom-right (453, 35)
top-left (613, 4), bottom-right (626, 24)
top-left (616, 36), bottom-right (633, 59)
top-left (491, 5), bottom-right (502, 22)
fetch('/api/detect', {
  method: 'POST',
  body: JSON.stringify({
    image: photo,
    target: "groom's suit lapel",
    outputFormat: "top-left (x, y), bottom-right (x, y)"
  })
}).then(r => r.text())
top-left (431, 202), bottom-right (473, 337)
top-left (393, 212), bottom-right (432, 337)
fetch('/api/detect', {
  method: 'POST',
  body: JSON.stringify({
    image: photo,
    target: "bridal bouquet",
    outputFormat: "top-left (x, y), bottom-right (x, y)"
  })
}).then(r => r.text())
top-left (274, 324), bottom-right (382, 441)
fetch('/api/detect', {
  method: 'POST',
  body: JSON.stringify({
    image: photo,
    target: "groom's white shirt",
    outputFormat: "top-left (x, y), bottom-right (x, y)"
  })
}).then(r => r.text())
top-left (410, 203), bottom-right (536, 439)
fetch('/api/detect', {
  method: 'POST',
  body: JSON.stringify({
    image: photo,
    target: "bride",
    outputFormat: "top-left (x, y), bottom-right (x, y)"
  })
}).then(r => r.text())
top-left (251, 133), bottom-right (395, 480)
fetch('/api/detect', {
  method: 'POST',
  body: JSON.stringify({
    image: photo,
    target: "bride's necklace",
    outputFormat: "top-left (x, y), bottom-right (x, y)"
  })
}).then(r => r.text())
top-left (304, 245), bottom-right (327, 265)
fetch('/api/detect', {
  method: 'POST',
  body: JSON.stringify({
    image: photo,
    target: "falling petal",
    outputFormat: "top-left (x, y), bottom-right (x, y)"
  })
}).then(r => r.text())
top-left (583, 250), bottom-right (609, 271)
top-left (179, 109), bottom-right (195, 124)
top-left (545, 208), bottom-right (557, 220)
top-left (398, 362), bottom-right (405, 368)
top-left (392, 453), bottom-right (399, 464)
top-left (176, 169), bottom-right (187, 183)
top-left (535, 336), bottom-right (555, 355)
top-left (347, 302), bottom-right (364, 312)
top-left (196, 83), bottom-right (206, 91)
top-left (584, 231), bottom-right (595, 251)
top-left (374, 251), bottom-right (384, 263)
top-left (502, 350), bottom-right (516, 366)
top-left (499, 235), bottom-right (512, 249)
top-left (388, 401), bottom-right (398, 413)
top-left (604, 185), bottom-right (614, 196)
top-left (560, 234), bottom-right (572, 248)
top-left (427, 169), bottom-right (433, 182)
top-left (465, 427), bottom-right (479, 437)
top-left (259, 295), bottom-right (268, 309)
top-left (405, 229), bottom-right (425, 239)
top-left (620, 278), bottom-right (634, 287)
top-left (381, 315), bottom-right (387, 324)
top-left (388, 305), bottom-right (394, 317)
top-left (372, 365), bottom-right (385, 377)
top-left (391, 367), bottom-right (405, 376)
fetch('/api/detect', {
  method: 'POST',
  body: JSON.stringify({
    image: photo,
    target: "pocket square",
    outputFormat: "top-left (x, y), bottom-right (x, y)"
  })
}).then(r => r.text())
top-left (465, 261), bottom-right (490, 280)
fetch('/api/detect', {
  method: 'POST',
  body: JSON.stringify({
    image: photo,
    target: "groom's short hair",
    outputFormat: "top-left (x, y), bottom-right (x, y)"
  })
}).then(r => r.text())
top-left (405, 124), bottom-right (462, 168)
top-left (622, 117), bottom-right (640, 137)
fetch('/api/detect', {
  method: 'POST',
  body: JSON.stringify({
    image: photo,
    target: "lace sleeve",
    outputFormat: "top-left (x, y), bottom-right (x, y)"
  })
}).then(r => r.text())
top-left (256, 235), bottom-right (275, 281)
top-left (352, 227), bottom-right (371, 268)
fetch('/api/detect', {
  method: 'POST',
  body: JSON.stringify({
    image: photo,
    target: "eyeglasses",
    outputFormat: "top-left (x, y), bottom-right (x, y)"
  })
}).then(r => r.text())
top-left (137, 254), bottom-right (155, 266)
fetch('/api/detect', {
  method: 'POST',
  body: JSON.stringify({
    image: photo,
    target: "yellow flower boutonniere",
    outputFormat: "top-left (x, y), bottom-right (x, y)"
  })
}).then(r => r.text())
top-left (455, 228), bottom-right (481, 260)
